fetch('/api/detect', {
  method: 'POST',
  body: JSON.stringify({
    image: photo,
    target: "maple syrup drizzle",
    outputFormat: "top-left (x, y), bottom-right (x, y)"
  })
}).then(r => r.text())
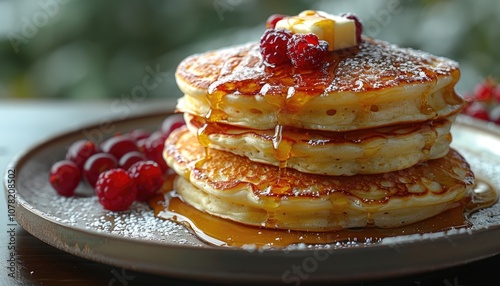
top-left (181, 41), bottom-right (469, 246)
top-left (199, 48), bottom-right (346, 176)
top-left (188, 113), bottom-right (450, 175)
top-left (150, 177), bottom-right (498, 248)
top-left (195, 42), bottom-right (461, 177)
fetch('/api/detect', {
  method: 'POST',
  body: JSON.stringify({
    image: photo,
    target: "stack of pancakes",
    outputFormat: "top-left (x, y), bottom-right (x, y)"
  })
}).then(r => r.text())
top-left (164, 37), bottom-right (475, 231)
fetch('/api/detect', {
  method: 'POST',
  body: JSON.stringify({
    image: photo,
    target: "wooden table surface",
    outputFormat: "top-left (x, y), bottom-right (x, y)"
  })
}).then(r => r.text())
top-left (1, 99), bottom-right (499, 286)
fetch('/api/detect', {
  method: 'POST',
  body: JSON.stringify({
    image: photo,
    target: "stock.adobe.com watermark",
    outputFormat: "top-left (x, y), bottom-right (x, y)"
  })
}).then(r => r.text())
top-left (280, 248), bottom-right (467, 286)
top-left (213, 0), bottom-right (243, 21)
top-left (5, 169), bottom-right (18, 279)
top-left (108, 268), bottom-right (135, 286)
top-left (8, 0), bottom-right (72, 54)
top-left (82, 63), bottom-right (168, 143)
top-left (281, 249), bottom-right (333, 286)
top-left (363, 0), bottom-right (404, 38)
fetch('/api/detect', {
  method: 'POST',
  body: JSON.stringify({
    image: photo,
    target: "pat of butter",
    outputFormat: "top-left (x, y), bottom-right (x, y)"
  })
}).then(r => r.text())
top-left (275, 10), bottom-right (357, 51)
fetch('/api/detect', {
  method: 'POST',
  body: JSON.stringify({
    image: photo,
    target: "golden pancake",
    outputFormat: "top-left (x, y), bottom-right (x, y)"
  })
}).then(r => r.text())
top-left (184, 113), bottom-right (455, 175)
top-left (175, 38), bottom-right (463, 132)
top-left (164, 127), bottom-right (474, 231)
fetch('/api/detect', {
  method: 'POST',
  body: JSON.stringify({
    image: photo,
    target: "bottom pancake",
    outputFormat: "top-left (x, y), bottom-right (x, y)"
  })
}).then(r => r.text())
top-left (164, 127), bottom-right (475, 231)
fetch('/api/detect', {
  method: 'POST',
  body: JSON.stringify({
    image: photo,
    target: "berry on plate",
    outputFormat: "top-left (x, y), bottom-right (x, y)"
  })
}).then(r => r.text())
top-left (461, 78), bottom-right (500, 124)
top-left (95, 168), bottom-right (137, 211)
top-left (129, 129), bottom-right (151, 142)
top-left (66, 140), bottom-right (99, 170)
top-left (119, 151), bottom-right (146, 170)
top-left (50, 113), bottom-right (184, 211)
top-left (143, 131), bottom-right (169, 173)
top-left (83, 153), bottom-right (118, 187)
top-left (100, 134), bottom-right (139, 160)
top-left (128, 160), bottom-right (165, 201)
top-left (49, 160), bottom-right (81, 197)
top-left (161, 113), bottom-right (186, 136)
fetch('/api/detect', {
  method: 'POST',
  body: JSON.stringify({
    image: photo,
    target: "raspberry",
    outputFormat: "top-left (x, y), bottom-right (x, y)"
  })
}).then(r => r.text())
top-left (161, 114), bottom-right (186, 136)
top-left (265, 14), bottom-right (287, 29)
top-left (474, 81), bottom-right (495, 101)
top-left (260, 28), bottom-right (292, 65)
top-left (49, 160), bottom-right (81, 197)
top-left (95, 169), bottom-right (137, 211)
top-left (136, 137), bottom-right (148, 154)
top-left (463, 101), bottom-right (490, 121)
top-left (128, 161), bottom-right (165, 201)
top-left (66, 140), bottom-right (99, 170)
top-left (286, 33), bottom-right (328, 68)
top-left (143, 131), bottom-right (169, 173)
top-left (119, 151), bottom-right (146, 170)
top-left (129, 129), bottom-right (150, 142)
top-left (83, 153), bottom-right (118, 187)
top-left (101, 135), bottom-right (139, 160)
top-left (340, 13), bottom-right (363, 43)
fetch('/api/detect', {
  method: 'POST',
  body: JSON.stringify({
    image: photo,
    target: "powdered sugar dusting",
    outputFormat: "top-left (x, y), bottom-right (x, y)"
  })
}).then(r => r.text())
top-left (325, 38), bottom-right (458, 93)
top-left (453, 149), bottom-right (500, 229)
top-left (178, 37), bottom-right (459, 96)
top-left (18, 161), bottom-right (203, 247)
top-left (14, 119), bottom-right (500, 250)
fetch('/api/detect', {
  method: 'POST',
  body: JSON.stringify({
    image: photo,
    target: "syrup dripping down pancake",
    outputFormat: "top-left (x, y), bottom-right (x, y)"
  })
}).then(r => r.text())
top-left (164, 127), bottom-right (474, 231)
top-left (175, 38), bottom-right (464, 132)
top-left (184, 112), bottom-right (455, 176)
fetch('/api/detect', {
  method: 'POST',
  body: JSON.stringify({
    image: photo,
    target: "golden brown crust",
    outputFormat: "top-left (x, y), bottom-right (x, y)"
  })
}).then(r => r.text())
top-left (165, 127), bottom-right (474, 205)
top-left (175, 38), bottom-right (460, 96)
top-left (169, 33), bottom-right (471, 231)
top-left (184, 113), bottom-right (454, 175)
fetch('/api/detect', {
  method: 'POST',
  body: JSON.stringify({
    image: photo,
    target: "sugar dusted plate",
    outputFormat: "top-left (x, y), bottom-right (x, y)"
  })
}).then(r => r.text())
top-left (4, 112), bottom-right (500, 284)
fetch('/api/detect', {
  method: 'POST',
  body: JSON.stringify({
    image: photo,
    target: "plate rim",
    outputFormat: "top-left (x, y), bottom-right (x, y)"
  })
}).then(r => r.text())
top-left (4, 112), bottom-right (500, 283)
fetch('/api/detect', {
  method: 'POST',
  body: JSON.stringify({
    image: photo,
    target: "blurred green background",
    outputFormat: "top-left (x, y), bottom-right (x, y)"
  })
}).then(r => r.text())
top-left (0, 0), bottom-right (499, 101)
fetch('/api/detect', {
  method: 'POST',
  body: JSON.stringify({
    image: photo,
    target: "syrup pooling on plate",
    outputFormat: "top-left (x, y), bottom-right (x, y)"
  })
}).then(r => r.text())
top-left (465, 178), bottom-right (498, 216)
top-left (170, 10), bottom-right (472, 241)
top-left (149, 177), bottom-right (497, 248)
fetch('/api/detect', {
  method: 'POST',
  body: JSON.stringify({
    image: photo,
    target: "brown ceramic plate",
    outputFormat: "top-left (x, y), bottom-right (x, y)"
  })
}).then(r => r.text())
top-left (4, 112), bottom-right (500, 284)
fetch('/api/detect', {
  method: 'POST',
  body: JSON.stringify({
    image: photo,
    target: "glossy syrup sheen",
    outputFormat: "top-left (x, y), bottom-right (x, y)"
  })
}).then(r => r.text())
top-left (149, 177), bottom-right (498, 248)
top-left (178, 39), bottom-right (461, 96)
top-left (191, 114), bottom-right (446, 173)
top-left (184, 39), bottom-right (463, 169)
top-left (169, 38), bottom-right (475, 247)
top-left (189, 113), bottom-right (448, 146)
top-left (177, 39), bottom-right (463, 125)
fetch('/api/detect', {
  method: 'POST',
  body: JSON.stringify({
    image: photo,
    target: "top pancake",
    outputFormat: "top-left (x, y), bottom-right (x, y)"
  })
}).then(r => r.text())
top-left (176, 38), bottom-right (464, 131)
